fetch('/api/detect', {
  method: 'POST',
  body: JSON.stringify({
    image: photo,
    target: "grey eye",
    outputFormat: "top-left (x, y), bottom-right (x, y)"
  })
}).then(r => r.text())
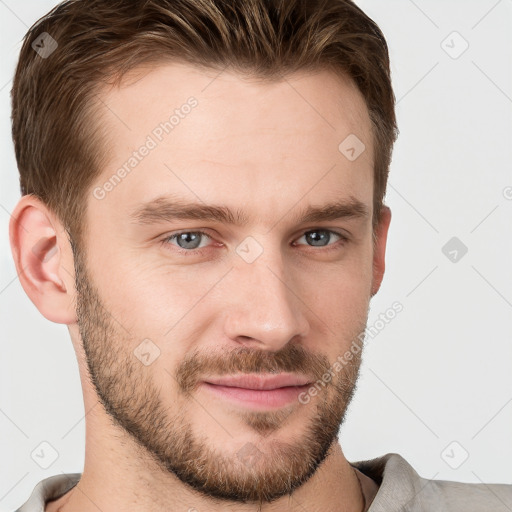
top-left (165, 231), bottom-right (211, 251)
top-left (297, 230), bottom-right (341, 247)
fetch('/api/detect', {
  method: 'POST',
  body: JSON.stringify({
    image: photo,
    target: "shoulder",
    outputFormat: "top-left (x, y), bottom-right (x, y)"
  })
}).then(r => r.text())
top-left (421, 477), bottom-right (512, 511)
top-left (351, 452), bottom-right (512, 512)
top-left (15, 473), bottom-right (81, 512)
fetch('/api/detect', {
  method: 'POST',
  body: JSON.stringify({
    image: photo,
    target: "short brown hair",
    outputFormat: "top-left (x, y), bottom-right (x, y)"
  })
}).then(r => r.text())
top-left (11, 0), bottom-right (398, 249)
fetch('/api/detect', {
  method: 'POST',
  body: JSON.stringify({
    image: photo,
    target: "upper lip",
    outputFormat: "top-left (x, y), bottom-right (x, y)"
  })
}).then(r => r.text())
top-left (203, 373), bottom-right (313, 390)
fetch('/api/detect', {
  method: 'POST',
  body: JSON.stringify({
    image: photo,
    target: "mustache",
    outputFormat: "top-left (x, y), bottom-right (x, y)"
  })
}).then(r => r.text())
top-left (176, 343), bottom-right (332, 394)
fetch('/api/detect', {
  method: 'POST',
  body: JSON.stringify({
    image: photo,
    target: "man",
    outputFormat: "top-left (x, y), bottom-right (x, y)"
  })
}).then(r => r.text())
top-left (8, 0), bottom-right (512, 511)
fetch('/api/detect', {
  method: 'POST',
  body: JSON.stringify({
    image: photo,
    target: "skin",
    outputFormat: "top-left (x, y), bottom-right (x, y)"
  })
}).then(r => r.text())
top-left (10, 62), bottom-right (391, 511)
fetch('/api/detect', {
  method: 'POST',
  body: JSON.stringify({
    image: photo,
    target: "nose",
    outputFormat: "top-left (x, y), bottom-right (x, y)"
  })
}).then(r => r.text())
top-left (222, 246), bottom-right (310, 351)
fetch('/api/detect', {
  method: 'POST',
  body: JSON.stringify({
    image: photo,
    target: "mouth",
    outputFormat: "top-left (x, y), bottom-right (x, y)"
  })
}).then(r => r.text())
top-left (200, 373), bottom-right (313, 409)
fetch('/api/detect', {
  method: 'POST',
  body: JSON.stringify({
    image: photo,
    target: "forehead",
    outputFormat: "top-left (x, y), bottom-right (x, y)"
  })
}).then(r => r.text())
top-left (89, 62), bottom-right (374, 227)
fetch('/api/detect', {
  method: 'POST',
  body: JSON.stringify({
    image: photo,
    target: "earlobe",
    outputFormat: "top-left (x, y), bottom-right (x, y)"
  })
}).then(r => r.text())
top-left (9, 195), bottom-right (77, 324)
top-left (370, 205), bottom-right (391, 297)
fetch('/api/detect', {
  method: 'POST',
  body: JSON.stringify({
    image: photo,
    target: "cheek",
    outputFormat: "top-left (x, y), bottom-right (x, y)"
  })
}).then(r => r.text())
top-left (93, 253), bottom-right (194, 316)
top-left (298, 257), bottom-right (372, 337)
top-left (94, 260), bottom-right (223, 359)
top-left (311, 282), bottom-right (369, 331)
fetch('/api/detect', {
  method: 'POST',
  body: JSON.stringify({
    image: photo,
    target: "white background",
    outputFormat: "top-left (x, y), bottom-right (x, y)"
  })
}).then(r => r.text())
top-left (1, 0), bottom-right (511, 510)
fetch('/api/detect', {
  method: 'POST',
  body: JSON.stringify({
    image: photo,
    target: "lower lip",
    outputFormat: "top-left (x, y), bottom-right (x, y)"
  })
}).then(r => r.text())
top-left (201, 382), bottom-right (311, 409)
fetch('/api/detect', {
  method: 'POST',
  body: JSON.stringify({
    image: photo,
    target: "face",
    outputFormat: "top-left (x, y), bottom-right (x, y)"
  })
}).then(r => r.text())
top-left (73, 62), bottom-right (380, 505)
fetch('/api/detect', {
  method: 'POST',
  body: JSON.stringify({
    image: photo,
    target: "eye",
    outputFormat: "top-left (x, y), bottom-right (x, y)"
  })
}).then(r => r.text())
top-left (293, 229), bottom-right (348, 249)
top-left (161, 230), bottom-right (213, 254)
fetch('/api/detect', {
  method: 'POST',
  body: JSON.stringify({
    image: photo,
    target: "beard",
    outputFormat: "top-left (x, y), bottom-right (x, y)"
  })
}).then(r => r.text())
top-left (71, 238), bottom-right (366, 506)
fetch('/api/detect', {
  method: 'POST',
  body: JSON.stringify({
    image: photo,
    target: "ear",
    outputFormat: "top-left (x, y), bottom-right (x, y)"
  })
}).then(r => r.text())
top-left (370, 205), bottom-right (391, 297)
top-left (9, 195), bottom-right (77, 324)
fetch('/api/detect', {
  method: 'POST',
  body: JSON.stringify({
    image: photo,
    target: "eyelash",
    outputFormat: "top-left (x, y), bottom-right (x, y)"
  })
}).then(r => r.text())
top-left (160, 229), bottom-right (349, 256)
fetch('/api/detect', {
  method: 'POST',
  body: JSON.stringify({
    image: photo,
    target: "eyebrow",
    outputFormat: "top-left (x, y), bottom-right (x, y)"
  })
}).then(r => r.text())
top-left (129, 195), bottom-right (370, 227)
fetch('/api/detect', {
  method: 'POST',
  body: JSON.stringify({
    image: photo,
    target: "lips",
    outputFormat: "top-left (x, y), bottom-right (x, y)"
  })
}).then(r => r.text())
top-left (200, 373), bottom-right (314, 409)
top-left (202, 373), bottom-right (313, 390)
